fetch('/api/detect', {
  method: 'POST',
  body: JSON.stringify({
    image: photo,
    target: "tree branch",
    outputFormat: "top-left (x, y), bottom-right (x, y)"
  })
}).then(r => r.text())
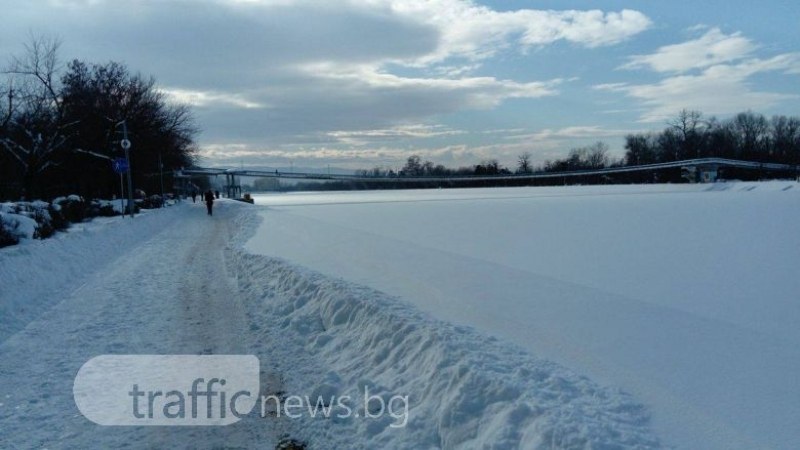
top-left (73, 148), bottom-right (112, 161)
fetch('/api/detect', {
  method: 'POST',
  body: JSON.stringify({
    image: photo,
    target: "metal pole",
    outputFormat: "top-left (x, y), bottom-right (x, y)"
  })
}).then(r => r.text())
top-left (125, 147), bottom-right (134, 217)
top-left (119, 173), bottom-right (125, 219)
top-left (158, 151), bottom-right (165, 205)
top-left (121, 121), bottom-right (134, 218)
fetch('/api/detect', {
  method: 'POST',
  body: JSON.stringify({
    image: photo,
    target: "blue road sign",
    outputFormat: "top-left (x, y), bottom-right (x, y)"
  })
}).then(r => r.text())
top-left (112, 157), bottom-right (129, 174)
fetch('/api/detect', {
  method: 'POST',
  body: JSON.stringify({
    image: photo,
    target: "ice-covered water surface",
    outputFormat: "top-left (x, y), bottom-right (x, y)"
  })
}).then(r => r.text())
top-left (249, 182), bottom-right (800, 449)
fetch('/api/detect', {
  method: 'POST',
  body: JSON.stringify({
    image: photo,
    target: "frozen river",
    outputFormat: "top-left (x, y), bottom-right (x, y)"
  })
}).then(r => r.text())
top-left (248, 182), bottom-right (800, 449)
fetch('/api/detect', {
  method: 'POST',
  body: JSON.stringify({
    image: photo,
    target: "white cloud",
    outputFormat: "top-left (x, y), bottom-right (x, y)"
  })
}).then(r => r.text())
top-left (196, 122), bottom-right (640, 170)
top-left (327, 124), bottom-right (465, 146)
top-left (604, 29), bottom-right (800, 122)
top-left (160, 88), bottom-right (266, 109)
top-left (520, 9), bottom-right (652, 48)
top-left (197, 142), bottom-right (469, 168)
top-left (388, 2), bottom-right (651, 64)
top-left (506, 126), bottom-right (638, 141)
top-left (217, 0), bottom-right (653, 58)
top-left (298, 62), bottom-right (563, 109)
top-left (199, 134), bottom-right (629, 170)
top-left (621, 28), bottom-right (757, 73)
top-left (198, 141), bottom-right (535, 170)
top-left (598, 56), bottom-right (800, 122)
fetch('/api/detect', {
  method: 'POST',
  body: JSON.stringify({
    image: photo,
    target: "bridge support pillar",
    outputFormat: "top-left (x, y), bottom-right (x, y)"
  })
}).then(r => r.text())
top-left (682, 164), bottom-right (718, 183)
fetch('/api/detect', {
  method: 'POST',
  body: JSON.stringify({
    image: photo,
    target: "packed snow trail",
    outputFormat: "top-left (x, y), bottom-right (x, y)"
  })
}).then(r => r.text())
top-left (0, 201), bottom-right (281, 449)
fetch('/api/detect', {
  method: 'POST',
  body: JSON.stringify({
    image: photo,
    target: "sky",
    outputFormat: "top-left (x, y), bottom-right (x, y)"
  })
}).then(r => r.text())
top-left (1, 0), bottom-right (798, 171)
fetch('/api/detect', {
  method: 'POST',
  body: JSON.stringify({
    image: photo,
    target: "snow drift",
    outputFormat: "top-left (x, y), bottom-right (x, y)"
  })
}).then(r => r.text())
top-left (228, 211), bottom-right (660, 449)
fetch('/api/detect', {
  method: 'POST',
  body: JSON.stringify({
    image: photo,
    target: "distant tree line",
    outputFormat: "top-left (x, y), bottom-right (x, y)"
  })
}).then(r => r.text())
top-left (623, 109), bottom-right (800, 166)
top-left (541, 141), bottom-right (618, 172)
top-left (0, 36), bottom-right (198, 201)
top-left (335, 109), bottom-right (800, 190)
top-left (354, 154), bottom-right (515, 178)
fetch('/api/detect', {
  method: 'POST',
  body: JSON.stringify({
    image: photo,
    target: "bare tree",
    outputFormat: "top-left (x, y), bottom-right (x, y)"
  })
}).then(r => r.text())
top-left (517, 152), bottom-right (532, 173)
top-left (669, 109), bottom-right (704, 139)
top-left (475, 159), bottom-right (501, 175)
top-left (402, 155), bottom-right (422, 176)
top-left (585, 141), bottom-right (609, 169)
top-left (422, 160), bottom-right (435, 175)
top-left (771, 115), bottom-right (800, 163)
top-left (0, 79), bottom-right (14, 128)
top-left (733, 111), bottom-right (769, 159)
top-left (624, 133), bottom-right (658, 165)
top-left (668, 109), bottom-right (706, 159)
top-left (0, 35), bottom-right (74, 197)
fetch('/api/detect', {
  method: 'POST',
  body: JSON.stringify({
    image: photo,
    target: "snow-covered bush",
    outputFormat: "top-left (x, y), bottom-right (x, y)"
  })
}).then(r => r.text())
top-left (47, 203), bottom-right (69, 232)
top-left (0, 205), bottom-right (39, 247)
top-left (35, 201), bottom-right (65, 237)
top-left (87, 199), bottom-right (124, 217)
top-left (0, 195), bottom-right (106, 247)
top-left (0, 201), bottom-right (66, 239)
top-left (53, 195), bottom-right (87, 223)
top-left (0, 194), bottom-right (144, 248)
top-left (138, 194), bottom-right (163, 209)
top-left (0, 215), bottom-right (17, 247)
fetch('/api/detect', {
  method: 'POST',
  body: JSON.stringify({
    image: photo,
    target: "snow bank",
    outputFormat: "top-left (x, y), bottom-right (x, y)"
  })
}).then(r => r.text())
top-left (0, 205), bottom-right (186, 342)
top-left (0, 210), bottom-right (38, 242)
top-left (0, 201), bottom-right (59, 243)
top-left (0, 197), bottom-right (131, 248)
top-left (228, 212), bottom-right (660, 449)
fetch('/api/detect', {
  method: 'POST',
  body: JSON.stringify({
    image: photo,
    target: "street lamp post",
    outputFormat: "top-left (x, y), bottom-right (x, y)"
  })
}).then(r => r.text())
top-left (119, 121), bottom-right (134, 218)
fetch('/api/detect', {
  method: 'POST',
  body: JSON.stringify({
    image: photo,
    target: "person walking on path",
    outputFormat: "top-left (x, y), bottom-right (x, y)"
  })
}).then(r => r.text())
top-left (204, 190), bottom-right (215, 216)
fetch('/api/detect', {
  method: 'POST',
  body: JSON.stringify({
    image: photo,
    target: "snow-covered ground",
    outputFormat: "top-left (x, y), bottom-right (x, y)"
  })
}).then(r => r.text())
top-left (247, 182), bottom-right (800, 449)
top-left (1, 182), bottom-right (797, 449)
top-left (1, 197), bottom-right (658, 449)
top-left (0, 201), bottom-right (281, 448)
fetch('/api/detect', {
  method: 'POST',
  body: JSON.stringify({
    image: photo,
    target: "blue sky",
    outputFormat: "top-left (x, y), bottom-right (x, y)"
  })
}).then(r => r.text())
top-left (2, 0), bottom-right (798, 170)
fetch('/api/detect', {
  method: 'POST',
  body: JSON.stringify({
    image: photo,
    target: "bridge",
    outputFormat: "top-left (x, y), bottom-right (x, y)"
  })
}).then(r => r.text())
top-left (174, 158), bottom-right (799, 198)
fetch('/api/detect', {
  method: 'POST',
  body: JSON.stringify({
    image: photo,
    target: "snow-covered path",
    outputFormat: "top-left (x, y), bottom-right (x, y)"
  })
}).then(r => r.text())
top-left (0, 201), bottom-right (280, 449)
